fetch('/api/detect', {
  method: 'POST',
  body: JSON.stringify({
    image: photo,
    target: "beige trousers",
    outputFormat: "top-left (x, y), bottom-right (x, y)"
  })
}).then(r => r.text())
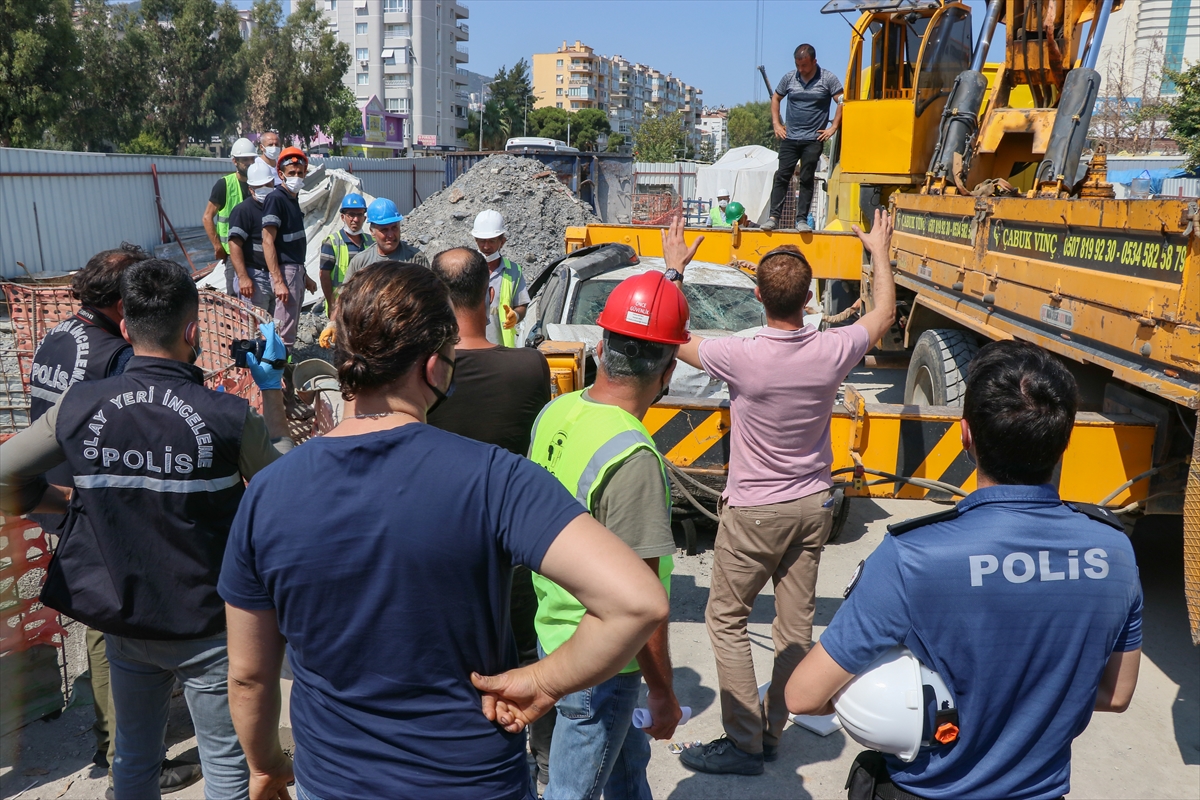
top-left (704, 489), bottom-right (833, 754)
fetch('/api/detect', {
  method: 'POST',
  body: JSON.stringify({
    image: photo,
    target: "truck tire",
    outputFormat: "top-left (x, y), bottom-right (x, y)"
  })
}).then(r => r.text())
top-left (904, 329), bottom-right (979, 406)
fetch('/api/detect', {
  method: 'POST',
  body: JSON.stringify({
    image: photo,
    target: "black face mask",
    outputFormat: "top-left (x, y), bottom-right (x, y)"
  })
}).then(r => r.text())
top-left (425, 352), bottom-right (456, 415)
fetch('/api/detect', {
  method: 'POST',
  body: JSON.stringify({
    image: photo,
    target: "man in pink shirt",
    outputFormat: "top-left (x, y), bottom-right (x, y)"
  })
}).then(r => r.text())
top-left (667, 210), bottom-right (896, 775)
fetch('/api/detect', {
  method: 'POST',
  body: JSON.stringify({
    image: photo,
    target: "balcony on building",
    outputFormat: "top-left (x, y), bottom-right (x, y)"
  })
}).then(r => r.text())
top-left (454, 42), bottom-right (468, 61)
top-left (452, 0), bottom-right (468, 19)
top-left (454, 21), bottom-right (468, 39)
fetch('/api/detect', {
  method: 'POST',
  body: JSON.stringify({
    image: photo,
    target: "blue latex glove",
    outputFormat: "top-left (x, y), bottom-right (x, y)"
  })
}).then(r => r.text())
top-left (246, 321), bottom-right (286, 390)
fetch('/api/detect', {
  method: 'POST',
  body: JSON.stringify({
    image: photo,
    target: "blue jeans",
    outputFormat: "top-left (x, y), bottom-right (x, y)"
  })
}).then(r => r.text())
top-left (295, 779), bottom-right (536, 800)
top-left (543, 654), bottom-right (651, 800)
top-left (106, 633), bottom-right (249, 800)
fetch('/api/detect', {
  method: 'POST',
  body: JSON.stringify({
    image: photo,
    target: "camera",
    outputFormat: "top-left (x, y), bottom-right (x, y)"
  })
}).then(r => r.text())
top-left (230, 339), bottom-right (286, 369)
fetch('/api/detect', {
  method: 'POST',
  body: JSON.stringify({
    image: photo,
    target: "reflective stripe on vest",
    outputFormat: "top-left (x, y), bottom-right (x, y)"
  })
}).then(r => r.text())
top-left (528, 390), bottom-right (672, 670)
top-left (324, 231), bottom-right (374, 314)
top-left (216, 173), bottom-right (244, 244)
top-left (498, 257), bottom-right (519, 348)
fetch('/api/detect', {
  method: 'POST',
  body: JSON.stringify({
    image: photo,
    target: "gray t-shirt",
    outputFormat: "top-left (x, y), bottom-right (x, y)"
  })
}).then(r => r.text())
top-left (485, 259), bottom-right (532, 345)
top-left (588, 421), bottom-right (675, 561)
top-left (775, 67), bottom-right (843, 141)
top-left (343, 240), bottom-right (429, 285)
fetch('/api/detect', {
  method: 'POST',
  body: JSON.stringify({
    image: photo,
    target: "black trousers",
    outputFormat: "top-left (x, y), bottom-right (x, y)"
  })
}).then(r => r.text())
top-left (769, 139), bottom-right (824, 223)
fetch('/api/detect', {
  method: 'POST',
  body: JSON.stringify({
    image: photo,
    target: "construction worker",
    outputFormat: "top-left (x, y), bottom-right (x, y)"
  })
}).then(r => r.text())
top-left (785, 340), bottom-right (1142, 800)
top-left (343, 197), bottom-right (428, 282)
top-left (319, 193), bottom-right (374, 315)
top-left (710, 189), bottom-right (733, 227)
top-left (201, 137), bottom-right (256, 293)
top-left (262, 145), bottom-right (317, 419)
top-left (670, 210), bottom-right (895, 775)
top-left (530, 270), bottom-right (686, 799)
top-left (0, 259), bottom-right (293, 800)
top-left (763, 44), bottom-right (843, 232)
top-left (226, 160), bottom-right (278, 314)
top-left (471, 209), bottom-right (530, 347)
top-left (258, 131), bottom-right (282, 185)
top-left (219, 261), bottom-right (667, 800)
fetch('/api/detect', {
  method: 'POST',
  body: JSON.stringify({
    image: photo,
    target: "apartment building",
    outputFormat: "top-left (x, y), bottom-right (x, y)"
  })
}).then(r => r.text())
top-left (532, 41), bottom-right (702, 150)
top-left (324, 0), bottom-right (470, 150)
top-left (698, 107), bottom-right (729, 156)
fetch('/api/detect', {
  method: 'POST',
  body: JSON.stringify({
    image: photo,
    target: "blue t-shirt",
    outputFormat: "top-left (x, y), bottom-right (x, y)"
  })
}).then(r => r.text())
top-left (261, 187), bottom-right (306, 265)
top-left (820, 484), bottom-right (1142, 800)
top-left (227, 197), bottom-right (267, 270)
top-left (218, 424), bottom-right (586, 800)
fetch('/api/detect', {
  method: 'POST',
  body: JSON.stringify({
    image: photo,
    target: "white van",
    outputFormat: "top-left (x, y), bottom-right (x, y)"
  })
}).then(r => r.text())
top-left (505, 136), bottom-right (579, 154)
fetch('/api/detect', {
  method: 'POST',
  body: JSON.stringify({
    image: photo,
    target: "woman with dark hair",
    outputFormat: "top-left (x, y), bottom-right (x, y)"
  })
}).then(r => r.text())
top-left (218, 261), bottom-right (668, 800)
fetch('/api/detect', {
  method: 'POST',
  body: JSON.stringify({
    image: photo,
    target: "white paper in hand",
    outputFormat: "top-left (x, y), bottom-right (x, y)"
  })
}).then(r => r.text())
top-left (632, 706), bottom-right (692, 730)
top-left (757, 682), bottom-right (842, 737)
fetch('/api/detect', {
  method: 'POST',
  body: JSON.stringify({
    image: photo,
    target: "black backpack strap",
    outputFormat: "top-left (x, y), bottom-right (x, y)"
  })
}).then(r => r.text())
top-left (887, 506), bottom-right (961, 536)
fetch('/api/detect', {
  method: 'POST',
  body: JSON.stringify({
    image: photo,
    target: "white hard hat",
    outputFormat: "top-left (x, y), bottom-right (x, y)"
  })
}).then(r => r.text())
top-left (471, 209), bottom-right (507, 239)
top-left (247, 160), bottom-right (275, 187)
top-left (833, 646), bottom-right (958, 763)
top-left (718, 187), bottom-right (731, 197)
top-left (231, 138), bottom-right (257, 158)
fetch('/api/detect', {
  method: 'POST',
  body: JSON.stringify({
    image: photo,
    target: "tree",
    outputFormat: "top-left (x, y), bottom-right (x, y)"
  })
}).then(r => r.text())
top-left (1090, 31), bottom-right (1169, 155)
top-left (571, 108), bottom-right (611, 151)
top-left (119, 131), bottom-right (175, 155)
top-left (727, 102), bottom-right (776, 150)
top-left (490, 59), bottom-right (534, 137)
top-left (140, 0), bottom-right (246, 152)
top-left (324, 86), bottom-right (363, 156)
top-left (0, 0), bottom-right (81, 147)
top-left (53, 0), bottom-right (156, 151)
top-left (1163, 62), bottom-right (1200, 168)
top-left (634, 110), bottom-right (687, 162)
top-left (465, 98), bottom-right (510, 150)
top-left (529, 106), bottom-right (569, 141)
top-left (241, 0), bottom-right (351, 147)
top-left (606, 133), bottom-right (626, 153)
top-left (697, 138), bottom-right (716, 163)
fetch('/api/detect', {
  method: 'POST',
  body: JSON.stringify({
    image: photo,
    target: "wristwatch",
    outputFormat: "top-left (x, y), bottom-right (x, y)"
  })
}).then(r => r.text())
top-left (664, 268), bottom-right (683, 282)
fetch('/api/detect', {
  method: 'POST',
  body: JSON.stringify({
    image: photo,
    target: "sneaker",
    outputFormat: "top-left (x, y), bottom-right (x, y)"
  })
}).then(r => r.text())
top-left (796, 220), bottom-right (813, 233)
top-left (761, 218), bottom-right (778, 231)
top-left (160, 759), bottom-right (203, 795)
top-left (93, 749), bottom-right (110, 770)
top-left (763, 743), bottom-right (779, 762)
top-left (679, 735), bottom-right (764, 775)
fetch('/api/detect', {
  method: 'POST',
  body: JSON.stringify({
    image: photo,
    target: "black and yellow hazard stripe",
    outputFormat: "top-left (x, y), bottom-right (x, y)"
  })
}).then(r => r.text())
top-left (893, 418), bottom-right (977, 500)
top-left (643, 405), bottom-right (731, 471)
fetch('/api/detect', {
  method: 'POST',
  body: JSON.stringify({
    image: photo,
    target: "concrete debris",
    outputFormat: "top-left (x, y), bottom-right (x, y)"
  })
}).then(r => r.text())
top-left (294, 311), bottom-right (333, 365)
top-left (400, 155), bottom-right (600, 281)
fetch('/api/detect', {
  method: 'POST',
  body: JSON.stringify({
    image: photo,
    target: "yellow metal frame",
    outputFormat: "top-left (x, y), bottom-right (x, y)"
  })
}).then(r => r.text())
top-left (564, 224), bottom-right (864, 281)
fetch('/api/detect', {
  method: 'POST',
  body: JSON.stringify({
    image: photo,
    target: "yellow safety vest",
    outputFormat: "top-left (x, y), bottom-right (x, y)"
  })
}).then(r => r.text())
top-left (216, 173), bottom-right (244, 245)
top-left (496, 257), bottom-right (522, 348)
top-left (324, 229), bottom-right (375, 314)
top-left (528, 390), bottom-right (672, 673)
top-left (710, 206), bottom-right (731, 227)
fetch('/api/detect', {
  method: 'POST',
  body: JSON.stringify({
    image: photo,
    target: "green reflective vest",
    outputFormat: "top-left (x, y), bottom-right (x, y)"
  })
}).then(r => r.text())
top-left (216, 173), bottom-right (244, 245)
top-left (710, 206), bottom-right (731, 227)
top-left (496, 257), bottom-right (521, 348)
top-left (529, 390), bottom-right (672, 673)
top-left (324, 229), bottom-right (375, 314)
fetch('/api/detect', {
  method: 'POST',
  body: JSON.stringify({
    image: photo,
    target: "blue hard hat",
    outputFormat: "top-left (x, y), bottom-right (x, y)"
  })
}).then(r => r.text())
top-left (367, 197), bottom-right (403, 226)
top-left (340, 193), bottom-right (367, 211)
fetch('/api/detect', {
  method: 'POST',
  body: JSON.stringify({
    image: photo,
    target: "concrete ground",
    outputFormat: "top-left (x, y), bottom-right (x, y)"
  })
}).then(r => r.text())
top-left (3, 366), bottom-right (1198, 799)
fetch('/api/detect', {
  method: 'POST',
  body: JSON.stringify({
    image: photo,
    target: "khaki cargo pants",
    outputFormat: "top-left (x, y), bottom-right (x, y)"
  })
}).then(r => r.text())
top-left (705, 489), bottom-right (833, 754)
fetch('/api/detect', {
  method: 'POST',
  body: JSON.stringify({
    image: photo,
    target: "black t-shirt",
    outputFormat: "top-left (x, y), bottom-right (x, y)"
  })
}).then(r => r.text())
top-left (210, 175), bottom-right (249, 209)
top-left (262, 187), bottom-right (307, 265)
top-left (427, 346), bottom-right (551, 455)
top-left (227, 198), bottom-right (268, 270)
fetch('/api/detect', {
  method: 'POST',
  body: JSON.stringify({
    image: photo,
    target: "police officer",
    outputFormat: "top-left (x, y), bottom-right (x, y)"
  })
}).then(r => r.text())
top-left (529, 270), bottom-right (684, 798)
top-left (319, 193), bottom-right (374, 315)
top-left (784, 340), bottom-right (1143, 800)
top-left (1, 259), bottom-right (294, 800)
top-left (471, 210), bottom-right (530, 348)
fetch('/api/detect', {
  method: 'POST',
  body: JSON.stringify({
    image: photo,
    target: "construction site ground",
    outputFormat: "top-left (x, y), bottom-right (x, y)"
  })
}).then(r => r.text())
top-left (1, 366), bottom-right (1197, 800)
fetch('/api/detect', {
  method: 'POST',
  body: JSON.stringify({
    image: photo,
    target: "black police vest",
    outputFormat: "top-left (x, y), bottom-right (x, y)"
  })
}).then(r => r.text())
top-left (40, 356), bottom-right (249, 640)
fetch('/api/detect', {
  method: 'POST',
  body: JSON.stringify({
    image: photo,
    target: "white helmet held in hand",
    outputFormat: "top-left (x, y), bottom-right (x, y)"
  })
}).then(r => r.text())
top-left (471, 209), bottom-right (506, 239)
top-left (833, 646), bottom-right (959, 762)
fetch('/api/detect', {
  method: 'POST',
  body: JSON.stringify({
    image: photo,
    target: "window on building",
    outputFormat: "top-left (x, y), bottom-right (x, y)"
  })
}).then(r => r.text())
top-left (355, 22), bottom-right (367, 34)
top-left (385, 23), bottom-right (410, 38)
top-left (556, 59), bottom-right (563, 67)
top-left (556, 88), bottom-right (563, 96)
top-left (357, 73), bottom-right (370, 85)
top-left (381, 48), bottom-right (397, 64)
top-left (355, 4), bottom-right (367, 15)
top-left (356, 47), bottom-right (369, 60)
top-left (556, 75), bottom-right (563, 84)
top-left (556, 102), bottom-right (563, 108)
top-left (325, 0), bottom-right (336, 9)
top-left (571, 102), bottom-right (580, 108)
top-left (385, 74), bottom-right (411, 88)
top-left (382, 0), bottom-right (407, 11)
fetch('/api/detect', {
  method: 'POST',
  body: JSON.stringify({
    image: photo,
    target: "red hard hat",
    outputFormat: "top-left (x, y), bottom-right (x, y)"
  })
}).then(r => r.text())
top-left (596, 270), bottom-right (690, 345)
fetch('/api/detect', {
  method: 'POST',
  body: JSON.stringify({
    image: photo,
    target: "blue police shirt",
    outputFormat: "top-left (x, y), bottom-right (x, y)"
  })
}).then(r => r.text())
top-left (820, 484), bottom-right (1142, 800)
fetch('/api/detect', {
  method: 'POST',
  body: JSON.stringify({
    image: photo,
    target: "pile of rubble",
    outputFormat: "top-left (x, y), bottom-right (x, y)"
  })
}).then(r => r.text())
top-left (401, 155), bottom-right (600, 281)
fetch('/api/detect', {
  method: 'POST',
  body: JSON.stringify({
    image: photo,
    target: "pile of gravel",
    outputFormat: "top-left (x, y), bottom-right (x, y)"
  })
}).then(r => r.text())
top-left (294, 311), bottom-right (333, 365)
top-left (401, 154), bottom-right (600, 281)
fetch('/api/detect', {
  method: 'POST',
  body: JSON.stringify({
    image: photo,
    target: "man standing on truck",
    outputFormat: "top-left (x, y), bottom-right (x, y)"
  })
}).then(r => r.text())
top-left (472, 210), bottom-right (531, 347)
top-left (785, 340), bottom-right (1142, 800)
top-left (762, 44), bottom-right (842, 232)
top-left (670, 210), bottom-right (896, 775)
top-left (530, 270), bottom-right (686, 799)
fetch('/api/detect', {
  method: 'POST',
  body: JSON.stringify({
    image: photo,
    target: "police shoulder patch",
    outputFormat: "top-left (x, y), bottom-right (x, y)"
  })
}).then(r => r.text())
top-left (887, 506), bottom-right (961, 536)
top-left (1066, 502), bottom-right (1125, 532)
top-left (843, 560), bottom-right (865, 598)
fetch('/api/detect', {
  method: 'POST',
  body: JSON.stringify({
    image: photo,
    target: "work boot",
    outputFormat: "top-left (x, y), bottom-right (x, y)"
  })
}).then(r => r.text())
top-left (679, 735), bottom-right (764, 775)
top-left (763, 742), bottom-right (779, 762)
top-left (761, 217), bottom-right (778, 231)
top-left (796, 220), bottom-right (813, 233)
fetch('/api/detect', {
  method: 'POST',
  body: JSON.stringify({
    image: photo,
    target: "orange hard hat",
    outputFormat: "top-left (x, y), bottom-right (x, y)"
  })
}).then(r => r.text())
top-left (596, 270), bottom-right (690, 345)
top-left (276, 146), bottom-right (308, 169)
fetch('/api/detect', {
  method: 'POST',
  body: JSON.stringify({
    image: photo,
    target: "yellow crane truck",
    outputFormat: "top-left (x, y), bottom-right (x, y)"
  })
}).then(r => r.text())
top-left (557, 0), bottom-right (1200, 642)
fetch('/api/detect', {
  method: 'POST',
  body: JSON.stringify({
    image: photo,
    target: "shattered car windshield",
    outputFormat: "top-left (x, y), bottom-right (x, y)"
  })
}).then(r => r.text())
top-left (570, 279), bottom-right (765, 332)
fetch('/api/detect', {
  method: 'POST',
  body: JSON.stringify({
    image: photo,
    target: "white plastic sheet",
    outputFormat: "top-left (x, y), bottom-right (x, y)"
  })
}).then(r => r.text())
top-left (696, 146), bottom-right (780, 226)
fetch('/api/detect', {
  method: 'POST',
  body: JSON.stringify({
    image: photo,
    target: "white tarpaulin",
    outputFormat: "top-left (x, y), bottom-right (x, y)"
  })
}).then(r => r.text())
top-left (696, 146), bottom-right (779, 225)
top-left (197, 166), bottom-right (373, 310)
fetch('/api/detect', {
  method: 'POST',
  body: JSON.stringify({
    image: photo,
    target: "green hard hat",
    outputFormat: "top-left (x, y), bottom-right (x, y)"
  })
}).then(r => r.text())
top-left (725, 201), bottom-right (745, 222)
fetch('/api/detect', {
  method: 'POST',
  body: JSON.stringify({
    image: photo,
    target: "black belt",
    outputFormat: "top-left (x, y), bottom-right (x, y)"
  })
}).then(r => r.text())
top-left (846, 752), bottom-right (927, 800)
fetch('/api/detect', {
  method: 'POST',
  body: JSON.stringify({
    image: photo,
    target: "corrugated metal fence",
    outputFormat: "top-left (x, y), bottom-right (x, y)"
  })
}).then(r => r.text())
top-left (0, 148), bottom-right (446, 279)
top-left (633, 161), bottom-right (700, 201)
top-left (1160, 178), bottom-right (1200, 199)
